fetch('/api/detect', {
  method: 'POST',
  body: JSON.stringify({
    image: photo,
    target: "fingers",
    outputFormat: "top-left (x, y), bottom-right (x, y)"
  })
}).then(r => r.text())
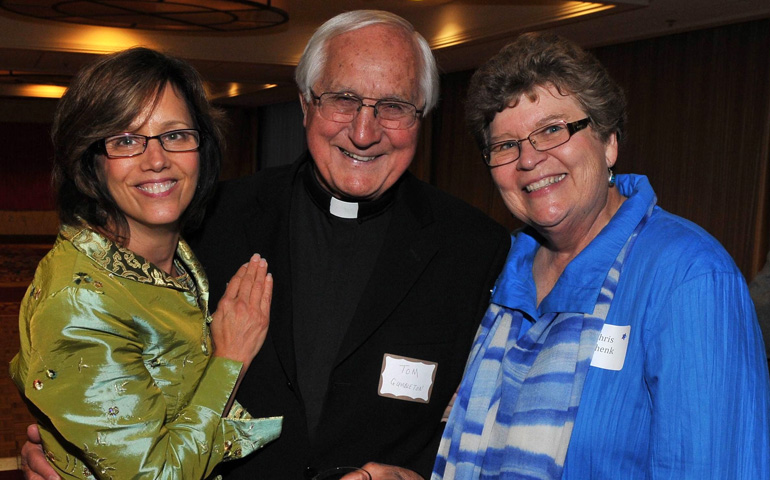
top-left (26, 423), bottom-right (42, 443)
top-left (338, 469), bottom-right (373, 480)
top-left (244, 255), bottom-right (268, 308)
top-left (360, 462), bottom-right (423, 480)
top-left (261, 272), bottom-right (274, 315)
top-left (210, 253), bottom-right (272, 364)
top-left (221, 253), bottom-right (269, 306)
top-left (222, 260), bottom-right (248, 302)
top-left (21, 434), bottom-right (61, 480)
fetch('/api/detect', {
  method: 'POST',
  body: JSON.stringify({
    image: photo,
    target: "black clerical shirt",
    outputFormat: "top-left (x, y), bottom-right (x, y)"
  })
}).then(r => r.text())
top-left (291, 164), bottom-right (395, 440)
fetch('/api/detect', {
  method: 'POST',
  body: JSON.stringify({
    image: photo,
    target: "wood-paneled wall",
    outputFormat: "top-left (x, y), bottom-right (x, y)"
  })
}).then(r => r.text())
top-left (426, 19), bottom-right (770, 281)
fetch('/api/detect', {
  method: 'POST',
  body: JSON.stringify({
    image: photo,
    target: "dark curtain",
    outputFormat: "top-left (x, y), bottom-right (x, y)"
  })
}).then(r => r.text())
top-left (0, 122), bottom-right (55, 210)
top-left (257, 99), bottom-right (307, 170)
top-left (220, 106), bottom-right (260, 181)
top-left (594, 19), bottom-right (770, 280)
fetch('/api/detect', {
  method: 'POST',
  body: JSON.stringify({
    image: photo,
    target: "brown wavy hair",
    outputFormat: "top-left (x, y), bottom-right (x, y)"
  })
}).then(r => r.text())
top-left (52, 47), bottom-right (224, 243)
top-left (466, 32), bottom-right (626, 151)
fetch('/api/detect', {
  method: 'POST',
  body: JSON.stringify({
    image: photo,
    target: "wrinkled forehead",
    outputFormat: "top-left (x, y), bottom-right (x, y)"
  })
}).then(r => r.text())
top-left (319, 25), bottom-right (422, 102)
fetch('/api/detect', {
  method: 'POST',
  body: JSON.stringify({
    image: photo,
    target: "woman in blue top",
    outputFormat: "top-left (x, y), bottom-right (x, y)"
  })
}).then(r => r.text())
top-left (434, 32), bottom-right (770, 479)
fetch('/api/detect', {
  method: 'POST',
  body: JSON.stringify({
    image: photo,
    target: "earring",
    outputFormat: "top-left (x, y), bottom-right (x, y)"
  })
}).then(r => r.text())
top-left (608, 167), bottom-right (616, 188)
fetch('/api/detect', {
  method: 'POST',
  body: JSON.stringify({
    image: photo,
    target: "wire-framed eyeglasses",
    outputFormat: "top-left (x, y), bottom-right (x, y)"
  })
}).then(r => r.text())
top-left (96, 129), bottom-right (201, 159)
top-left (482, 118), bottom-right (591, 167)
top-left (310, 90), bottom-right (423, 130)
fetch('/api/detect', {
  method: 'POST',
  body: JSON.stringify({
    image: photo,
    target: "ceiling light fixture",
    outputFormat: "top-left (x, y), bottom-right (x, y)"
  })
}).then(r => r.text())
top-left (0, 0), bottom-right (289, 32)
top-left (0, 82), bottom-right (67, 99)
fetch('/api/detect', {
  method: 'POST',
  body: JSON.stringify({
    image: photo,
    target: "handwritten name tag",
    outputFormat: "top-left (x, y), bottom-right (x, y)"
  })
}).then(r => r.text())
top-left (378, 354), bottom-right (437, 403)
top-left (590, 324), bottom-right (631, 371)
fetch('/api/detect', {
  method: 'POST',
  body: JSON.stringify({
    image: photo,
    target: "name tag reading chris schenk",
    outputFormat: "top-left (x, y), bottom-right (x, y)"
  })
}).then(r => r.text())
top-left (590, 323), bottom-right (631, 371)
top-left (378, 354), bottom-right (437, 403)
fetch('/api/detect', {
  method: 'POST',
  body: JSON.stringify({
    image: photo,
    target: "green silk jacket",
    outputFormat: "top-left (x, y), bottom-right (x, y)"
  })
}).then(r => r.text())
top-left (10, 224), bottom-right (282, 479)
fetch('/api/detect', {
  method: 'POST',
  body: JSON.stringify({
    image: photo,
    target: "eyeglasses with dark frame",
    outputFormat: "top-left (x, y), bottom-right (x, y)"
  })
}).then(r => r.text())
top-left (482, 117), bottom-right (591, 168)
top-left (310, 89), bottom-right (423, 130)
top-left (96, 129), bottom-right (201, 159)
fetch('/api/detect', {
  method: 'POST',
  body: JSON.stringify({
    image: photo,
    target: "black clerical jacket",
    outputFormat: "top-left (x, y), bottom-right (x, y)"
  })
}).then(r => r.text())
top-left (189, 154), bottom-right (510, 479)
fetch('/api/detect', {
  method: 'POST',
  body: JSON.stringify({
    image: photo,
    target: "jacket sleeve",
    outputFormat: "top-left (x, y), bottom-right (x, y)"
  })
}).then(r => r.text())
top-left (14, 284), bottom-right (281, 479)
top-left (749, 250), bottom-right (770, 357)
top-left (645, 271), bottom-right (770, 477)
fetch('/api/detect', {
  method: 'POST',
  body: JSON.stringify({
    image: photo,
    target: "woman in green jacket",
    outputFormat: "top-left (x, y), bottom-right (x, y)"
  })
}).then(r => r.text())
top-left (10, 47), bottom-right (281, 479)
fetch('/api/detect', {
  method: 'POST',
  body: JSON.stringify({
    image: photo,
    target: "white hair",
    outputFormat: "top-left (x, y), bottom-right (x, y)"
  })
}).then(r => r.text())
top-left (294, 10), bottom-right (439, 114)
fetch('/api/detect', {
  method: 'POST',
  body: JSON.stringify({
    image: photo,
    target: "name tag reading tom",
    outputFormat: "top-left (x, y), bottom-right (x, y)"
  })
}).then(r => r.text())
top-left (378, 354), bottom-right (437, 403)
top-left (590, 323), bottom-right (631, 371)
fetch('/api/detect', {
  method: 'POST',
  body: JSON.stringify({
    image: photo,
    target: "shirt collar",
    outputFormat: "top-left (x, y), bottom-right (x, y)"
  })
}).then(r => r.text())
top-left (492, 174), bottom-right (657, 314)
top-left (302, 161), bottom-right (397, 221)
top-left (61, 223), bottom-right (203, 292)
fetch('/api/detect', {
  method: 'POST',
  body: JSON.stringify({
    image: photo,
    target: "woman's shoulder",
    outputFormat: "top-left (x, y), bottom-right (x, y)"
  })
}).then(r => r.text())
top-left (32, 236), bottom-right (87, 288)
top-left (633, 208), bottom-right (741, 280)
top-left (28, 235), bottom-right (125, 313)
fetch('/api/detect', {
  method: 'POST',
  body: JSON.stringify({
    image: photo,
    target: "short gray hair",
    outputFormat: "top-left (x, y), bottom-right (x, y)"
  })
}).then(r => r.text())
top-left (295, 10), bottom-right (439, 114)
top-left (466, 32), bottom-right (626, 149)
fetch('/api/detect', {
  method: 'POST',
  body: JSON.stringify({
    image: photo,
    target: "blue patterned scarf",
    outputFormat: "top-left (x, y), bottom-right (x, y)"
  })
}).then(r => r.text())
top-left (433, 208), bottom-right (651, 480)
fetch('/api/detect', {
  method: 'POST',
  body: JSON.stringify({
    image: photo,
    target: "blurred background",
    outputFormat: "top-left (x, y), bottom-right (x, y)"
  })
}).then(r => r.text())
top-left (1, 0), bottom-right (769, 473)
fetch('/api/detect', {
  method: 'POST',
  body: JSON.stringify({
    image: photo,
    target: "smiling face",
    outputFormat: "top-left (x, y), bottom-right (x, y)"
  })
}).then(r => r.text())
top-left (99, 83), bottom-right (199, 246)
top-left (489, 84), bottom-right (618, 243)
top-left (300, 24), bottom-right (422, 201)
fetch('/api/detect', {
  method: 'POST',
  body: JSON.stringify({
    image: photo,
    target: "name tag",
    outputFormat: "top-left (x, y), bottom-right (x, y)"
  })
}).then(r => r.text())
top-left (590, 324), bottom-right (631, 371)
top-left (378, 354), bottom-right (437, 403)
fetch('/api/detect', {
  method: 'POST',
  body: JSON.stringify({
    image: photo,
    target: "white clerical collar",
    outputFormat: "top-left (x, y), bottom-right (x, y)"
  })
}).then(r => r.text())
top-left (329, 197), bottom-right (359, 219)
